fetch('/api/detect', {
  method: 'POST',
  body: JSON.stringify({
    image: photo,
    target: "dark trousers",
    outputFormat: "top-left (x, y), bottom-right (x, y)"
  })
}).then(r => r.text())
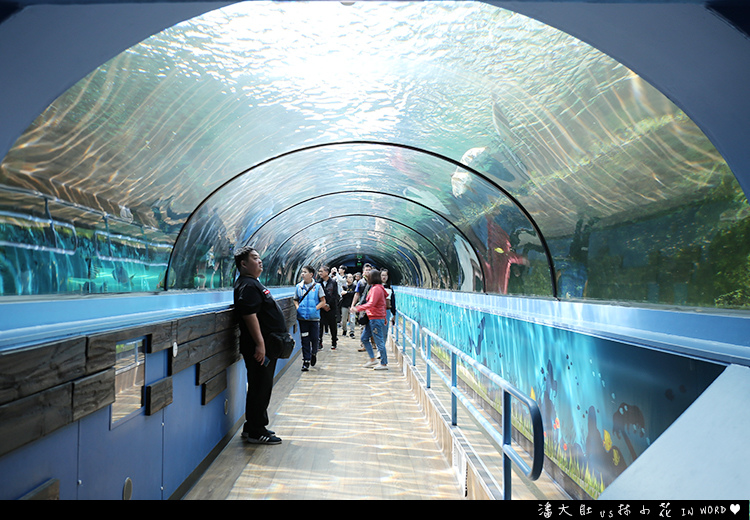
top-left (299, 320), bottom-right (320, 361)
top-left (241, 349), bottom-right (277, 436)
top-left (319, 309), bottom-right (338, 347)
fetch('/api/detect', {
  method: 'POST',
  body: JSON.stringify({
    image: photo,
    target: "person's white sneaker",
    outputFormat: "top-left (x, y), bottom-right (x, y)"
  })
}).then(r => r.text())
top-left (373, 364), bottom-right (388, 370)
top-left (363, 360), bottom-right (378, 368)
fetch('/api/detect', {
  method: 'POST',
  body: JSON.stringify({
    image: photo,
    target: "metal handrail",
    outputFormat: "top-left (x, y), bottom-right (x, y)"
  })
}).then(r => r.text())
top-left (394, 310), bottom-right (544, 500)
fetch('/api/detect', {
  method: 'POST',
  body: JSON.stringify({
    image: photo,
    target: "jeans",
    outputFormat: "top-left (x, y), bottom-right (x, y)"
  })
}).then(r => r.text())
top-left (361, 318), bottom-right (387, 365)
top-left (298, 320), bottom-right (320, 361)
top-left (340, 307), bottom-right (353, 335)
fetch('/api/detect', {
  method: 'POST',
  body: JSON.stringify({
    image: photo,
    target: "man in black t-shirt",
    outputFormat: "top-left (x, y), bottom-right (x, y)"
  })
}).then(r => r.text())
top-left (317, 265), bottom-right (339, 350)
top-left (233, 246), bottom-right (284, 445)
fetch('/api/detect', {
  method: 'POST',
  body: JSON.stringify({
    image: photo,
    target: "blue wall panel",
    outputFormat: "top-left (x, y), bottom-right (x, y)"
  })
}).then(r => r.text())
top-left (77, 406), bottom-right (164, 500)
top-left (162, 362), bottom-right (244, 498)
top-left (227, 361), bottom-right (247, 430)
top-left (0, 421), bottom-right (79, 500)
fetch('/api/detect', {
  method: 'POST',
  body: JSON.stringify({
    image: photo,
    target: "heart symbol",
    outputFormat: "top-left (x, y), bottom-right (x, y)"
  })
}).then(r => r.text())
top-left (730, 504), bottom-right (740, 515)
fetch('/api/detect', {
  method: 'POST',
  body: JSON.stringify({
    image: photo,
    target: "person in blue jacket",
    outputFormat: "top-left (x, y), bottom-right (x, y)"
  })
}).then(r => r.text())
top-left (294, 265), bottom-right (326, 372)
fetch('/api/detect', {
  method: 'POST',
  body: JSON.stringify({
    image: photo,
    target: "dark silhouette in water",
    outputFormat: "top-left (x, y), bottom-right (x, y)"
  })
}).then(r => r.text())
top-left (112, 264), bottom-right (134, 285)
top-left (468, 315), bottom-right (486, 356)
top-left (612, 402), bottom-right (645, 461)
top-left (585, 406), bottom-right (610, 482)
top-left (540, 359), bottom-right (559, 443)
top-left (151, 196), bottom-right (191, 234)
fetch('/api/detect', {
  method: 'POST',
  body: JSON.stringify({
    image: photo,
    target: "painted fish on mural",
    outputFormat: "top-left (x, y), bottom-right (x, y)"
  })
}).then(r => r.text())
top-left (468, 315), bottom-right (485, 356)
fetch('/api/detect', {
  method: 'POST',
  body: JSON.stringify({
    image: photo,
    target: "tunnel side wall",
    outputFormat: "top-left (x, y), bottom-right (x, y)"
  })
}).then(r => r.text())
top-left (395, 287), bottom-right (737, 498)
top-left (0, 290), bottom-right (299, 500)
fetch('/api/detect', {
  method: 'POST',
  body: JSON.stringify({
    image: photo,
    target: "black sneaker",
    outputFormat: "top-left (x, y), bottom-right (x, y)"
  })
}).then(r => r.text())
top-left (241, 431), bottom-right (282, 445)
top-left (311, 353), bottom-right (317, 367)
top-left (302, 360), bottom-right (310, 372)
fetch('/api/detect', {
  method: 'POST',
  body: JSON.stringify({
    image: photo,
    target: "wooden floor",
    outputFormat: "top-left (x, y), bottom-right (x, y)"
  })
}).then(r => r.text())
top-left (183, 329), bottom-right (464, 500)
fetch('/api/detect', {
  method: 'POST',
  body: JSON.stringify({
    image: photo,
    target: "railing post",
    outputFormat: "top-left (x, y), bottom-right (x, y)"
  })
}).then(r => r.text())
top-left (412, 322), bottom-right (419, 367)
top-left (401, 317), bottom-right (406, 355)
top-left (503, 389), bottom-right (512, 500)
top-left (394, 313), bottom-right (399, 344)
top-left (451, 351), bottom-right (458, 426)
top-left (425, 334), bottom-right (431, 389)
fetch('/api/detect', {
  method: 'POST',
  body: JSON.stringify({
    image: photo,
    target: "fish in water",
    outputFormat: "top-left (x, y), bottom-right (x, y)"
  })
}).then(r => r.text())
top-left (112, 265), bottom-right (134, 285)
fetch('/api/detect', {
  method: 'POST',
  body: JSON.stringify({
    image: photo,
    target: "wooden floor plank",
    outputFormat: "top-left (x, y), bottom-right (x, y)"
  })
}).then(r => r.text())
top-left (184, 329), bottom-right (463, 500)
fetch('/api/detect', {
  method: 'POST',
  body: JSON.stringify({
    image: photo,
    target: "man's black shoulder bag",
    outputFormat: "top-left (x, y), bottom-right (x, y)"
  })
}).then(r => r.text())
top-left (264, 286), bottom-right (310, 360)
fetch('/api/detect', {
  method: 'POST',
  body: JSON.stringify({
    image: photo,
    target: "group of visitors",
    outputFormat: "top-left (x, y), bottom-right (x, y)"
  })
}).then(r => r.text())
top-left (232, 245), bottom-right (396, 446)
top-left (293, 262), bottom-right (396, 372)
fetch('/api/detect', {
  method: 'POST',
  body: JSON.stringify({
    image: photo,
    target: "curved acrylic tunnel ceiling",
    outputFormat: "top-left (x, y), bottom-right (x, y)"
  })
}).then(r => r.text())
top-left (1, 1), bottom-right (749, 310)
top-left (252, 213), bottom-right (454, 288)
top-left (168, 142), bottom-right (548, 294)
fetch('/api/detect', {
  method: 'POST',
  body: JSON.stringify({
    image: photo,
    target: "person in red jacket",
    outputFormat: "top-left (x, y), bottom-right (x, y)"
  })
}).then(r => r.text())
top-left (352, 269), bottom-right (389, 370)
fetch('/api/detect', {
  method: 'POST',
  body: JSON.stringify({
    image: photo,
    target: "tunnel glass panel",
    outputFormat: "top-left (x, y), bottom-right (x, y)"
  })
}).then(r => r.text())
top-left (0, 1), bottom-right (748, 309)
top-left (168, 142), bottom-right (549, 295)
top-left (256, 216), bottom-right (443, 288)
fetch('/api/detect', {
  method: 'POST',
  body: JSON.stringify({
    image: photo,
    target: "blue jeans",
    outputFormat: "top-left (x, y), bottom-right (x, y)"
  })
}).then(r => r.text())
top-left (362, 318), bottom-right (387, 365)
top-left (298, 320), bottom-right (320, 361)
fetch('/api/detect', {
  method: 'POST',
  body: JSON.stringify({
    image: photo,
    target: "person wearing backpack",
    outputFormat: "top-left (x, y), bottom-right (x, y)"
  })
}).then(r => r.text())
top-left (381, 268), bottom-right (397, 328)
top-left (352, 263), bottom-right (374, 353)
top-left (294, 265), bottom-right (326, 372)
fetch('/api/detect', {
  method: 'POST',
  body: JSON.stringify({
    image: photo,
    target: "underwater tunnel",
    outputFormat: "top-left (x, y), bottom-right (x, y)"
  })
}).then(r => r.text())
top-left (1, 0), bottom-right (749, 500)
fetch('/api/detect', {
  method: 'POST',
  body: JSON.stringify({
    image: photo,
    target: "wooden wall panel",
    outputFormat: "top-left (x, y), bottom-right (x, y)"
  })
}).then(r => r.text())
top-left (215, 309), bottom-right (235, 332)
top-left (0, 338), bottom-right (85, 406)
top-left (147, 321), bottom-right (174, 354)
top-left (88, 321), bottom-right (175, 363)
top-left (0, 384), bottom-right (73, 457)
top-left (85, 333), bottom-right (119, 375)
top-left (202, 371), bottom-right (227, 405)
top-left (18, 478), bottom-right (60, 500)
top-left (145, 377), bottom-right (173, 416)
top-left (177, 312), bottom-right (216, 344)
top-left (171, 327), bottom-right (238, 376)
top-left (72, 369), bottom-right (116, 422)
top-left (196, 348), bottom-right (241, 386)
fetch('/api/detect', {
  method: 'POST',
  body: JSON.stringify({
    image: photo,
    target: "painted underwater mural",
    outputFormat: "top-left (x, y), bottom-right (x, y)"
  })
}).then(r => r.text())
top-left (396, 288), bottom-right (724, 498)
